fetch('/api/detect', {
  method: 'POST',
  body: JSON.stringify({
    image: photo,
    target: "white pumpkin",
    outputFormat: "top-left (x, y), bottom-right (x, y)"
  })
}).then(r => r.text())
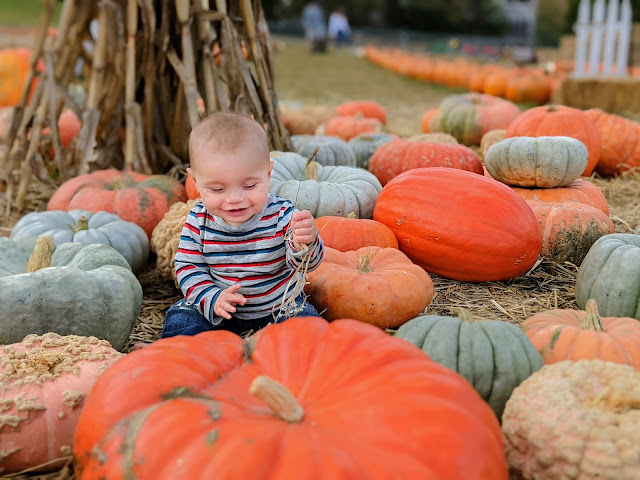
top-left (269, 151), bottom-right (382, 218)
top-left (10, 210), bottom-right (149, 272)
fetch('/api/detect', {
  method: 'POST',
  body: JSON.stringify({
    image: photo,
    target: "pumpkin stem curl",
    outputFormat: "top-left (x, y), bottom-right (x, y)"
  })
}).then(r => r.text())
top-left (249, 375), bottom-right (304, 423)
top-left (357, 250), bottom-right (375, 273)
top-left (580, 299), bottom-right (606, 332)
top-left (26, 236), bottom-right (55, 273)
top-left (457, 309), bottom-right (477, 323)
top-left (72, 216), bottom-right (90, 233)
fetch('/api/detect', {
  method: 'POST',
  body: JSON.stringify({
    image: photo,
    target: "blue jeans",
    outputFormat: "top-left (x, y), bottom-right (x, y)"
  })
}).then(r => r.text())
top-left (162, 293), bottom-right (319, 338)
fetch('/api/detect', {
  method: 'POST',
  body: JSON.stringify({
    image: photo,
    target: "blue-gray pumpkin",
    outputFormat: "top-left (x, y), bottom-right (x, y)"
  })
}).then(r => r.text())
top-left (291, 135), bottom-right (356, 167)
top-left (394, 310), bottom-right (544, 418)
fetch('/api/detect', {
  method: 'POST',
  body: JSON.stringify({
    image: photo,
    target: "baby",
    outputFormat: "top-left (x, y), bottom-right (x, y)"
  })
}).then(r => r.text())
top-left (162, 112), bottom-right (324, 338)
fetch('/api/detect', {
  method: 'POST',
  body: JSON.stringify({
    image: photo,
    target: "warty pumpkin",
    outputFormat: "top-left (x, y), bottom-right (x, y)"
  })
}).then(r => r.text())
top-left (47, 169), bottom-right (187, 238)
top-left (395, 310), bottom-right (543, 418)
top-left (436, 93), bottom-right (521, 146)
top-left (505, 105), bottom-right (601, 176)
top-left (523, 299), bottom-right (640, 369)
top-left (484, 136), bottom-right (588, 188)
top-left (0, 237), bottom-right (142, 350)
top-left (368, 138), bottom-right (483, 185)
top-left (0, 333), bottom-right (122, 474)
top-left (373, 168), bottom-right (542, 282)
top-left (291, 134), bottom-right (356, 167)
top-left (315, 212), bottom-right (399, 251)
top-left (73, 316), bottom-right (508, 479)
top-left (10, 210), bottom-right (149, 272)
top-left (575, 233), bottom-right (640, 320)
top-left (306, 246), bottom-right (433, 328)
top-left (502, 360), bottom-right (640, 479)
top-left (336, 100), bottom-right (387, 125)
top-left (511, 178), bottom-right (609, 215)
top-left (269, 151), bottom-right (382, 218)
top-left (527, 200), bottom-right (614, 265)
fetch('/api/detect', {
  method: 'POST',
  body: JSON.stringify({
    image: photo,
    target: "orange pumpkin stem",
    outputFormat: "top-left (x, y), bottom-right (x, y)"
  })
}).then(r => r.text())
top-left (305, 161), bottom-right (319, 181)
top-left (457, 309), bottom-right (477, 323)
top-left (26, 236), bottom-right (54, 273)
top-left (357, 250), bottom-right (375, 273)
top-left (72, 216), bottom-right (89, 234)
top-left (580, 299), bottom-right (606, 332)
top-left (249, 375), bottom-right (304, 423)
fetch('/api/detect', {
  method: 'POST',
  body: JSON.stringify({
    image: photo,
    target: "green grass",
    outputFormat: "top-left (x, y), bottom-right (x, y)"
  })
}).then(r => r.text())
top-left (0, 0), bottom-right (61, 27)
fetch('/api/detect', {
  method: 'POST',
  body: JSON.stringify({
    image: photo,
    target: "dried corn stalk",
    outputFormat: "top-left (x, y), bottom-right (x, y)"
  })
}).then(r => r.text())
top-left (0, 0), bottom-right (291, 214)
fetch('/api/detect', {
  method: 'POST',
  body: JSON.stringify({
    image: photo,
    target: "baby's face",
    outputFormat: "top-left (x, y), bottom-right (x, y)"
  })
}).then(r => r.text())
top-left (189, 142), bottom-right (273, 226)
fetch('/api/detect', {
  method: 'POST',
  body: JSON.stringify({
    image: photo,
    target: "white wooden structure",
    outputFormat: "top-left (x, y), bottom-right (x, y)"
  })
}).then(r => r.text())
top-left (573, 0), bottom-right (633, 76)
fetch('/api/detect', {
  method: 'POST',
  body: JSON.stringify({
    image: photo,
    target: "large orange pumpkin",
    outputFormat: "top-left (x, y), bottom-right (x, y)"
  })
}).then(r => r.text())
top-left (437, 93), bottom-right (521, 146)
top-left (511, 178), bottom-right (609, 215)
top-left (47, 169), bottom-right (187, 238)
top-left (316, 213), bottom-right (399, 251)
top-left (373, 168), bottom-right (543, 282)
top-left (306, 246), bottom-right (433, 327)
top-left (336, 100), bottom-right (387, 125)
top-left (505, 105), bottom-right (601, 176)
top-left (73, 316), bottom-right (508, 479)
top-left (0, 48), bottom-right (43, 107)
top-left (583, 108), bottom-right (638, 177)
top-left (527, 200), bottom-right (614, 265)
top-left (368, 138), bottom-right (483, 185)
top-left (523, 299), bottom-right (640, 370)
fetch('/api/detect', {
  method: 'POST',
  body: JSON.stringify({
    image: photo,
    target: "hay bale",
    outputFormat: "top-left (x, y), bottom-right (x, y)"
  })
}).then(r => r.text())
top-left (552, 76), bottom-right (640, 114)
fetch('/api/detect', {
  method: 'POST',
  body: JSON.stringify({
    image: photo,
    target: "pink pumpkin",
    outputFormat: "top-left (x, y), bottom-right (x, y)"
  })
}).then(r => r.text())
top-left (0, 333), bottom-right (122, 474)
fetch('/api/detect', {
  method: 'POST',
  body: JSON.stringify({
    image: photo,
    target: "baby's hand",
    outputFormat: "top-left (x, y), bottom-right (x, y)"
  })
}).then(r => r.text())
top-left (214, 283), bottom-right (246, 320)
top-left (291, 210), bottom-right (318, 248)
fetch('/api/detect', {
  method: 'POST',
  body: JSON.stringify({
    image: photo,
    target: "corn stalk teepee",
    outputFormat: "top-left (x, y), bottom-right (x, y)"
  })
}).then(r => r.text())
top-left (0, 0), bottom-right (291, 212)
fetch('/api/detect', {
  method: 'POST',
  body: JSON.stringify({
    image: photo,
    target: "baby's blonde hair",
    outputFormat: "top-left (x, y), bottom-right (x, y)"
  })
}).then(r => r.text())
top-left (189, 112), bottom-right (269, 169)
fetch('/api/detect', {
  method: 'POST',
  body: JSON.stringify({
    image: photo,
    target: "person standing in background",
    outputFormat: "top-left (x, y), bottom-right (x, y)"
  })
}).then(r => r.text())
top-left (301, 1), bottom-right (327, 53)
top-left (328, 7), bottom-right (352, 48)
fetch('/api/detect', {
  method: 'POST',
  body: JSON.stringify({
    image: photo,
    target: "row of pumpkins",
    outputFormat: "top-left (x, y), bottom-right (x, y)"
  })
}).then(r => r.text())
top-left (363, 44), bottom-right (640, 105)
top-left (2, 98), bottom-right (640, 479)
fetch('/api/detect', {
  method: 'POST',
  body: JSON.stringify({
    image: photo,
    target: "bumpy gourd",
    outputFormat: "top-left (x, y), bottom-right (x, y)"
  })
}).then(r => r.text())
top-left (269, 151), bottom-right (382, 218)
top-left (0, 237), bottom-right (142, 350)
top-left (10, 210), bottom-right (149, 272)
top-left (0, 333), bottom-right (122, 474)
top-left (395, 311), bottom-right (543, 418)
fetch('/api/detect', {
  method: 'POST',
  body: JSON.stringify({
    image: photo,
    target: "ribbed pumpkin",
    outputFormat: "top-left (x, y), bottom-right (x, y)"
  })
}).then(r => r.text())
top-left (576, 233), bottom-right (640, 320)
top-left (523, 299), bottom-right (640, 369)
top-left (436, 93), bottom-right (521, 146)
top-left (373, 168), bottom-right (543, 282)
top-left (347, 132), bottom-right (396, 169)
top-left (0, 333), bottom-right (122, 474)
top-left (420, 108), bottom-right (440, 133)
top-left (584, 108), bottom-right (638, 177)
top-left (395, 311), bottom-right (543, 418)
top-left (503, 360), bottom-right (640, 480)
top-left (74, 317), bottom-right (508, 480)
top-left (511, 178), bottom-right (609, 215)
top-left (306, 246), bottom-right (434, 328)
top-left (336, 100), bottom-right (387, 125)
top-left (291, 134), bottom-right (356, 167)
top-left (484, 136), bottom-right (588, 188)
top-left (527, 200), bottom-right (614, 265)
top-left (316, 212), bottom-right (399, 251)
top-left (368, 138), bottom-right (483, 185)
top-left (47, 169), bottom-right (187, 238)
top-left (505, 105), bottom-right (601, 176)
top-left (324, 114), bottom-right (383, 141)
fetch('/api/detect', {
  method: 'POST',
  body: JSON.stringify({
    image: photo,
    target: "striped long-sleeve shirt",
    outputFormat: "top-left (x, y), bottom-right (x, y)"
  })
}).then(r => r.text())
top-left (175, 194), bottom-right (324, 324)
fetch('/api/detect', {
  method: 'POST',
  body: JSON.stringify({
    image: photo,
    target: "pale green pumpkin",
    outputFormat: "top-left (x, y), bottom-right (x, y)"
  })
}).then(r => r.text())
top-left (291, 135), bottom-right (356, 167)
top-left (576, 233), bottom-right (640, 320)
top-left (10, 210), bottom-right (149, 272)
top-left (269, 151), bottom-right (382, 218)
top-left (0, 237), bottom-right (142, 350)
top-left (394, 311), bottom-right (543, 418)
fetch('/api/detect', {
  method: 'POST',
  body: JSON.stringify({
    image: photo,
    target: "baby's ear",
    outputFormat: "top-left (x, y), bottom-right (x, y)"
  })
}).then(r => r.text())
top-left (267, 159), bottom-right (274, 177)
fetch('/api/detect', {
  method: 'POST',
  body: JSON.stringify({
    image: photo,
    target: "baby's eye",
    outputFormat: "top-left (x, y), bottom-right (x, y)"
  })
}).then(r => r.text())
top-left (244, 184), bottom-right (257, 189)
top-left (208, 187), bottom-right (224, 193)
